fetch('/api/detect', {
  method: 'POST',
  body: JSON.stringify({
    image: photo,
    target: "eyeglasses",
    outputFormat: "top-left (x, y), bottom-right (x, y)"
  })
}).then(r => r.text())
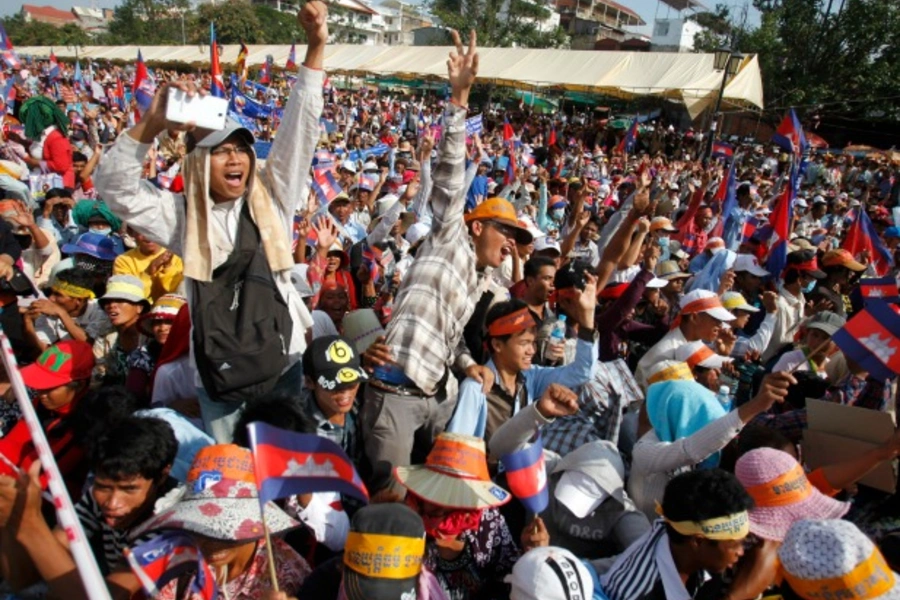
top-left (210, 144), bottom-right (252, 157)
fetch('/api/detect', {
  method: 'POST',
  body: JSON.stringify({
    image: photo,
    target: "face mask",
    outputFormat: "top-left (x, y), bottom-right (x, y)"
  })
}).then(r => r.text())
top-left (658, 236), bottom-right (670, 248)
top-left (551, 209), bottom-right (565, 222)
top-left (89, 226), bottom-right (112, 236)
top-left (802, 280), bottom-right (816, 294)
top-left (406, 494), bottom-right (483, 540)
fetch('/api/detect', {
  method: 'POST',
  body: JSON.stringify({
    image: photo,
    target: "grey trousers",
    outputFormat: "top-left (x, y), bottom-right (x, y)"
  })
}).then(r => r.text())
top-left (361, 381), bottom-right (458, 485)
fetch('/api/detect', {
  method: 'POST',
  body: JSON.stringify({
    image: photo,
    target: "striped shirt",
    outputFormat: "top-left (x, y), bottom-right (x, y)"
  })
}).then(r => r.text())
top-left (75, 478), bottom-right (181, 574)
top-left (383, 104), bottom-right (489, 396)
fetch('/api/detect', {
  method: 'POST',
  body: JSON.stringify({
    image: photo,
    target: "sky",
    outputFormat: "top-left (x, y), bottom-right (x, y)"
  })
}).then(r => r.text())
top-left (1, 0), bottom-right (760, 36)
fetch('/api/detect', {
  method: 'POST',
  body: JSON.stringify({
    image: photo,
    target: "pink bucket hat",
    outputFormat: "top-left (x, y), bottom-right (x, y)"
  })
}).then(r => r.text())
top-left (735, 448), bottom-right (849, 542)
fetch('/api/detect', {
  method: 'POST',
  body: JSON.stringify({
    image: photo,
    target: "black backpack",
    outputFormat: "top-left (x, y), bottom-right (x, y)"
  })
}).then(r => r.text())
top-left (191, 202), bottom-right (293, 404)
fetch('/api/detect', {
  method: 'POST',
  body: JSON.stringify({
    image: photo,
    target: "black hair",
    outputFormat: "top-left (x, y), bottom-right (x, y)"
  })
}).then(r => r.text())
top-left (232, 392), bottom-right (316, 447)
top-left (662, 469), bottom-right (753, 543)
top-left (88, 416), bottom-right (177, 482)
top-left (523, 256), bottom-right (557, 280)
top-left (484, 298), bottom-right (530, 344)
top-left (554, 259), bottom-right (591, 293)
top-left (72, 152), bottom-right (88, 163)
top-left (44, 187), bottom-right (74, 201)
top-left (53, 268), bottom-right (96, 292)
top-left (71, 386), bottom-right (141, 444)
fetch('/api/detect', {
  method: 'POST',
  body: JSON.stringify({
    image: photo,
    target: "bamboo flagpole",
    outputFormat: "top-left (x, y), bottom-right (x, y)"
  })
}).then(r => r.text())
top-left (0, 330), bottom-right (112, 600)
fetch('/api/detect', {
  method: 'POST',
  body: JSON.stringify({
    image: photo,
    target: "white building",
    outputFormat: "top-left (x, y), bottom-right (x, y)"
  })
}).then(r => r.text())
top-left (328, 0), bottom-right (383, 45)
top-left (650, 16), bottom-right (704, 52)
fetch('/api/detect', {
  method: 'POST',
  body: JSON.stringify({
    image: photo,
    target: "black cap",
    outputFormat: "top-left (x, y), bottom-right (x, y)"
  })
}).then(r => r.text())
top-left (554, 259), bottom-right (591, 292)
top-left (343, 504), bottom-right (426, 600)
top-left (302, 336), bottom-right (367, 390)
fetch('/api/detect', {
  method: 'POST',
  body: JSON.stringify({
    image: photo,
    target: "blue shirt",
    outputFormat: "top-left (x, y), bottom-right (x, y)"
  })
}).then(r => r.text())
top-left (466, 175), bottom-right (488, 211)
top-left (447, 337), bottom-right (595, 439)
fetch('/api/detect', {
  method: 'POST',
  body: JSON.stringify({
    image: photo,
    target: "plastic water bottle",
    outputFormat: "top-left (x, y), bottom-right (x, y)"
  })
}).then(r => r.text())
top-left (717, 385), bottom-right (733, 412)
top-left (550, 314), bottom-right (567, 343)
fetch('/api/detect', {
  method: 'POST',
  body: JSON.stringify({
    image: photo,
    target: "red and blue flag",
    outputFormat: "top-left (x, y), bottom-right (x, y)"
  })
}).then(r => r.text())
top-left (499, 436), bottom-right (548, 514)
top-left (114, 77), bottom-right (126, 111)
top-left (772, 108), bottom-right (807, 159)
top-left (259, 55), bottom-right (273, 85)
top-left (764, 178), bottom-right (793, 279)
top-left (712, 141), bottom-right (734, 161)
top-left (209, 24), bottom-right (226, 99)
top-left (285, 43), bottom-right (297, 71)
top-left (503, 117), bottom-right (515, 142)
top-left (48, 50), bottom-right (60, 80)
top-left (842, 208), bottom-right (893, 276)
top-left (126, 531), bottom-right (217, 600)
top-left (615, 118), bottom-right (639, 155)
top-left (832, 301), bottom-right (900, 381)
top-left (0, 23), bottom-right (22, 70)
top-left (133, 50), bottom-right (156, 121)
top-left (311, 170), bottom-right (343, 204)
top-left (859, 277), bottom-right (900, 305)
top-left (247, 422), bottom-right (369, 506)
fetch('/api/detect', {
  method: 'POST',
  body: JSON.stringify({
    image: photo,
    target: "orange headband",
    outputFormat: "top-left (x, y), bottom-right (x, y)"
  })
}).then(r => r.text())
top-left (648, 362), bottom-right (694, 384)
top-left (744, 464), bottom-right (812, 508)
top-left (671, 297), bottom-right (725, 330)
top-left (487, 307), bottom-right (536, 337)
top-left (782, 549), bottom-right (895, 600)
top-left (685, 346), bottom-right (715, 369)
top-left (425, 440), bottom-right (490, 482)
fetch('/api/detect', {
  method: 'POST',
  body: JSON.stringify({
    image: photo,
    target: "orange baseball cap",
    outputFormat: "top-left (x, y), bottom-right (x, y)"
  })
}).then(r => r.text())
top-left (821, 249), bottom-right (866, 272)
top-left (465, 197), bottom-right (532, 244)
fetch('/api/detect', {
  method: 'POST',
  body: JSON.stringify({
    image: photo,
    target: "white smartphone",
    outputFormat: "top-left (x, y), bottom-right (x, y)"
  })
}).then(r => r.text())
top-left (165, 88), bottom-right (228, 131)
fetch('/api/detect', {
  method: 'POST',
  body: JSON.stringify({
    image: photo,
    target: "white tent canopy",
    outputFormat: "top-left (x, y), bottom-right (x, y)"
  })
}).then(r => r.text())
top-left (18, 45), bottom-right (764, 109)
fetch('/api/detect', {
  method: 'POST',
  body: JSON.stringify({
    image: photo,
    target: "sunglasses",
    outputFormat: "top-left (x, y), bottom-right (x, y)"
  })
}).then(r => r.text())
top-left (485, 220), bottom-right (519, 240)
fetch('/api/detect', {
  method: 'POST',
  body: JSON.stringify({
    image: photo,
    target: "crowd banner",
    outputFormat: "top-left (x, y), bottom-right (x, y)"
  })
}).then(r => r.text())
top-left (0, 329), bottom-right (112, 600)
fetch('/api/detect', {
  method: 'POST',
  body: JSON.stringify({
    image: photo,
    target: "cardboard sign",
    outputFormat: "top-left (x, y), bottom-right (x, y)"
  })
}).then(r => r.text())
top-left (802, 399), bottom-right (897, 493)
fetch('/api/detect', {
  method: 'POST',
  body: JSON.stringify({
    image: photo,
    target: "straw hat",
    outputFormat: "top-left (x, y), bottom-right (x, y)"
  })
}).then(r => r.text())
top-left (778, 519), bottom-right (899, 600)
top-left (394, 433), bottom-right (511, 510)
top-left (136, 445), bottom-right (299, 541)
top-left (735, 448), bottom-right (849, 542)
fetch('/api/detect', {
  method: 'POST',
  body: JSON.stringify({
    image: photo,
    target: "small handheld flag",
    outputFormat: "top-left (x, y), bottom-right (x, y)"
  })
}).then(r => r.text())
top-left (772, 109), bottom-right (808, 159)
top-left (312, 170), bottom-right (343, 204)
top-left (209, 24), bottom-right (225, 99)
top-left (48, 50), bottom-right (60, 80)
top-left (859, 277), bottom-right (900, 305)
top-left (247, 422), bottom-right (369, 506)
top-left (259, 55), bottom-right (273, 85)
top-left (615, 118), bottom-right (639, 155)
top-left (499, 436), bottom-right (549, 514)
top-left (832, 301), bottom-right (900, 381)
top-left (286, 43), bottom-right (297, 71)
top-left (133, 50), bottom-right (156, 121)
top-left (237, 42), bottom-right (249, 84)
top-left (126, 532), bottom-right (217, 600)
top-left (842, 208), bottom-right (893, 276)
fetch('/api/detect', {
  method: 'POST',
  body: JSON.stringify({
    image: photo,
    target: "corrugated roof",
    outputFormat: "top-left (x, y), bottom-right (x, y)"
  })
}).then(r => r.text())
top-left (597, 0), bottom-right (645, 25)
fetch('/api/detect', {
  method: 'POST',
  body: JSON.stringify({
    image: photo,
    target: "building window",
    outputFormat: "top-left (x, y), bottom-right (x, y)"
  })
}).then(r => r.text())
top-left (654, 21), bottom-right (669, 36)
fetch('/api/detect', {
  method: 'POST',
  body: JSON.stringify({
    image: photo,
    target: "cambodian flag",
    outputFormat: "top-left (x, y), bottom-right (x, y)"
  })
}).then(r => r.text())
top-left (311, 170), bottom-right (343, 204)
top-left (503, 118), bottom-right (515, 142)
top-left (843, 208), bottom-right (893, 276)
top-left (126, 532), bottom-right (217, 600)
top-left (133, 50), bottom-right (156, 121)
top-left (859, 277), bottom-right (900, 304)
top-left (741, 216), bottom-right (762, 244)
top-left (285, 43), bottom-right (297, 71)
top-left (616, 118), bottom-right (638, 155)
top-left (548, 126), bottom-right (557, 148)
top-left (500, 435), bottom-right (548, 514)
top-left (246, 422), bottom-right (369, 506)
top-left (48, 50), bottom-right (60, 80)
top-left (504, 143), bottom-right (517, 186)
top-left (259, 55), bottom-right (273, 85)
top-left (711, 159), bottom-right (737, 239)
top-left (765, 178), bottom-right (793, 280)
top-left (115, 77), bottom-right (126, 111)
top-left (832, 301), bottom-right (900, 381)
top-left (712, 141), bottom-right (734, 160)
top-left (209, 24), bottom-right (225, 99)
top-left (772, 108), bottom-right (808, 159)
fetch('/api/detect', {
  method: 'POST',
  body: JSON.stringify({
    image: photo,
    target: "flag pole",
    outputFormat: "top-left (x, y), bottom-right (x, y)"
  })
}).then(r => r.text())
top-left (260, 505), bottom-right (280, 593)
top-left (786, 338), bottom-right (833, 374)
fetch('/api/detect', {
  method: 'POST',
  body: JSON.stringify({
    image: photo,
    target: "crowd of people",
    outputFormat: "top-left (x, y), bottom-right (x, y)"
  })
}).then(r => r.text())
top-left (0, 3), bottom-right (898, 599)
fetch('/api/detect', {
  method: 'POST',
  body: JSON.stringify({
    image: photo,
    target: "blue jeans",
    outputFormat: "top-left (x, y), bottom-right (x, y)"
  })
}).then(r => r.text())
top-left (197, 359), bottom-right (305, 443)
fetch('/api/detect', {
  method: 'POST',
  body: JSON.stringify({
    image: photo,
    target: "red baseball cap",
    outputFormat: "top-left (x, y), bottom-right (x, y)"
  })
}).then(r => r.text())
top-left (20, 340), bottom-right (95, 391)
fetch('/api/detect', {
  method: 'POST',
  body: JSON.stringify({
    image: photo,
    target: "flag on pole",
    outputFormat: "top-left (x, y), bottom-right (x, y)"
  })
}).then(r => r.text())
top-left (772, 109), bottom-right (808, 159)
top-left (237, 42), bottom-right (249, 85)
top-left (133, 50), bottom-right (156, 121)
top-left (503, 117), bottom-right (514, 142)
top-left (832, 301), bottom-right (900, 381)
top-left (115, 77), bottom-right (126, 111)
top-left (126, 532), bottom-right (217, 600)
top-left (48, 49), bottom-right (60, 80)
top-left (858, 277), bottom-right (900, 305)
top-left (712, 141), bottom-right (734, 160)
top-left (842, 208), bottom-right (894, 276)
top-left (499, 436), bottom-right (548, 514)
top-left (710, 158), bottom-right (738, 239)
top-left (0, 23), bottom-right (22, 70)
top-left (209, 24), bottom-right (225, 98)
top-left (285, 42), bottom-right (297, 71)
top-left (764, 178), bottom-right (793, 280)
top-left (259, 55), bottom-right (273, 85)
top-left (548, 126), bottom-right (557, 148)
top-left (615, 118), bottom-right (639, 155)
top-left (311, 170), bottom-right (344, 204)
top-left (246, 422), bottom-right (369, 506)
top-left (73, 61), bottom-right (83, 90)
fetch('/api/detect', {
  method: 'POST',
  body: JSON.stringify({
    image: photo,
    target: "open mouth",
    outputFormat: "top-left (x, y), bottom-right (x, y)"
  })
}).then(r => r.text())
top-left (224, 172), bottom-right (244, 187)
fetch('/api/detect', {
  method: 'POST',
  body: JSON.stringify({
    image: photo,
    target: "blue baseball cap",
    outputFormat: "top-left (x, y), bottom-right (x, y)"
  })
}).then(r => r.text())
top-left (883, 226), bottom-right (900, 239)
top-left (61, 232), bottom-right (119, 261)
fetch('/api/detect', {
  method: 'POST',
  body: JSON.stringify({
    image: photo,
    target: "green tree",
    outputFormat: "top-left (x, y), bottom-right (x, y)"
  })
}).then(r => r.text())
top-left (254, 5), bottom-right (305, 44)
top-left (102, 0), bottom-right (190, 45)
top-left (428, 0), bottom-right (567, 48)
top-left (689, 4), bottom-right (732, 52)
top-left (196, 0), bottom-right (263, 44)
top-left (1, 13), bottom-right (91, 47)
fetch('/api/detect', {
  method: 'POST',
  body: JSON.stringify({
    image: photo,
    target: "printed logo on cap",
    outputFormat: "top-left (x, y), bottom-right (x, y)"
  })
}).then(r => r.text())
top-left (39, 346), bottom-right (72, 372)
top-left (327, 339), bottom-right (354, 364)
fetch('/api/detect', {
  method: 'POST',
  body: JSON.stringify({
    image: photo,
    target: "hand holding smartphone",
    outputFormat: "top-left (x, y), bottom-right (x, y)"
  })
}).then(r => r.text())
top-left (165, 88), bottom-right (228, 131)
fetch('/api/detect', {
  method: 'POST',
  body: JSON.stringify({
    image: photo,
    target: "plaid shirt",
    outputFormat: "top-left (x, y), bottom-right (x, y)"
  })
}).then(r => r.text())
top-left (543, 359), bottom-right (643, 455)
top-left (383, 104), bottom-right (490, 396)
